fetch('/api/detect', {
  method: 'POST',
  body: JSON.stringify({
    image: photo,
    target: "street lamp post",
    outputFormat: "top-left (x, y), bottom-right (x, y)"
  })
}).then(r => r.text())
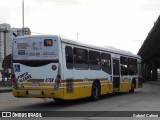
top-left (22, 0), bottom-right (24, 29)
top-left (76, 33), bottom-right (80, 41)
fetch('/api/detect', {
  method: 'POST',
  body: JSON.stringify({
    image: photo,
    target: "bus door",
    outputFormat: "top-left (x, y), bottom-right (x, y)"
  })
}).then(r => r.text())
top-left (112, 58), bottom-right (120, 90)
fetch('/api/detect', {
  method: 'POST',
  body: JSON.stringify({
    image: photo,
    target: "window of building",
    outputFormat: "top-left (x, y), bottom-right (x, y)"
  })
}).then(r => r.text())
top-left (73, 47), bottom-right (88, 69)
top-left (120, 56), bottom-right (128, 75)
top-left (65, 46), bottom-right (73, 69)
top-left (89, 50), bottom-right (101, 70)
top-left (101, 53), bottom-right (111, 74)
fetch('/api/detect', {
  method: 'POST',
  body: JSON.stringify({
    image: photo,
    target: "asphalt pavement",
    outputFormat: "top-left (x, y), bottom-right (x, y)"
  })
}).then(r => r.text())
top-left (0, 86), bottom-right (12, 93)
top-left (1, 81), bottom-right (160, 120)
top-left (0, 80), bottom-right (160, 93)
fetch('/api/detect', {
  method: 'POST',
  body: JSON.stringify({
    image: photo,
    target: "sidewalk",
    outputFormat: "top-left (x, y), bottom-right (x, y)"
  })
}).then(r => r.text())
top-left (0, 86), bottom-right (12, 93)
top-left (145, 80), bottom-right (160, 85)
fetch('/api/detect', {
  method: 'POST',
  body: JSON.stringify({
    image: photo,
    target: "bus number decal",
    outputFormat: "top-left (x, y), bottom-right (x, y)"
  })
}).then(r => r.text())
top-left (83, 78), bottom-right (88, 82)
top-left (45, 78), bottom-right (54, 82)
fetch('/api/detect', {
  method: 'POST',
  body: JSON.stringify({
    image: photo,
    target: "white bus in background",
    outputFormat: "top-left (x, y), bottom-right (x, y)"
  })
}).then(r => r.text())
top-left (12, 35), bottom-right (142, 101)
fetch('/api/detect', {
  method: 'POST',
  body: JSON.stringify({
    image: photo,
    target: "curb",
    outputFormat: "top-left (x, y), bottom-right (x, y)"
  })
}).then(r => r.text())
top-left (146, 81), bottom-right (160, 85)
top-left (0, 88), bottom-right (12, 93)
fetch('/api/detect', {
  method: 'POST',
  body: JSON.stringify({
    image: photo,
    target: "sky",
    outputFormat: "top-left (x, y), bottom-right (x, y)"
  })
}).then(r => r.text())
top-left (0, 0), bottom-right (160, 54)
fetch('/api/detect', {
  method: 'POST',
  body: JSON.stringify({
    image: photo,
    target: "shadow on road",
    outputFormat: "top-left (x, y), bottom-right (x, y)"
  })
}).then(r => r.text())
top-left (4, 90), bottom-right (144, 111)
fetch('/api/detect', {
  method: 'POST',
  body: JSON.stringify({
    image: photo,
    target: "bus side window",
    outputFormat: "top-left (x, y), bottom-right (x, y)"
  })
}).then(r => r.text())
top-left (65, 46), bottom-right (73, 69)
top-left (89, 50), bottom-right (101, 70)
top-left (120, 56), bottom-right (128, 75)
top-left (128, 58), bottom-right (134, 75)
top-left (73, 47), bottom-right (89, 69)
top-left (138, 61), bottom-right (142, 76)
top-left (101, 53), bottom-right (111, 74)
top-left (128, 58), bottom-right (137, 75)
top-left (134, 59), bottom-right (138, 75)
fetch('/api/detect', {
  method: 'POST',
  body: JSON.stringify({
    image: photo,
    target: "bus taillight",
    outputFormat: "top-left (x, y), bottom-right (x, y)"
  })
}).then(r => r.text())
top-left (11, 74), bottom-right (17, 88)
top-left (56, 75), bottom-right (61, 83)
top-left (54, 75), bottom-right (62, 90)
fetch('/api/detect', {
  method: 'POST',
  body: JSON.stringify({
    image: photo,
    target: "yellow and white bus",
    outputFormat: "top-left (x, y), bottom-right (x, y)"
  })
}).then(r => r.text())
top-left (12, 35), bottom-right (142, 101)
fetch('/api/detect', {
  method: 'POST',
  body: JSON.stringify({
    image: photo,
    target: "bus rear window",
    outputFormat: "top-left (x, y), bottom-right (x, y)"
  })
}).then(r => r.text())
top-left (13, 60), bottom-right (58, 67)
top-left (44, 39), bottom-right (53, 46)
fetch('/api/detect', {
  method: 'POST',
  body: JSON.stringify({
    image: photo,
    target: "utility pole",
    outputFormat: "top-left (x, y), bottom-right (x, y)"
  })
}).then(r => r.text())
top-left (22, 0), bottom-right (24, 29)
top-left (76, 33), bottom-right (80, 41)
top-left (22, 0), bottom-right (25, 36)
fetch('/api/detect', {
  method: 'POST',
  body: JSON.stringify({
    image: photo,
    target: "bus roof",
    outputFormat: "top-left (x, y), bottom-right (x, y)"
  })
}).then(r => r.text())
top-left (14, 35), bottom-right (141, 59)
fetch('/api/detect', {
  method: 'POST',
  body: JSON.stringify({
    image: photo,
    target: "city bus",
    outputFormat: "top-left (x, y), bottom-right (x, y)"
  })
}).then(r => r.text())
top-left (12, 35), bottom-right (142, 101)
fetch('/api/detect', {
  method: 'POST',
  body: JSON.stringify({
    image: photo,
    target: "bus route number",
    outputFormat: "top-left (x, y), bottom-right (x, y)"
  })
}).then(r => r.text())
top-left (45, 78), bottom-right (54, 82)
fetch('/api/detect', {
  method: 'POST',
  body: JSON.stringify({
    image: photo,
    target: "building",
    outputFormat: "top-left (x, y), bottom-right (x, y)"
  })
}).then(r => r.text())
top-left (0, 24), bottom-right (11, 70)
top-left (0, 23), bottom-right (31, 70)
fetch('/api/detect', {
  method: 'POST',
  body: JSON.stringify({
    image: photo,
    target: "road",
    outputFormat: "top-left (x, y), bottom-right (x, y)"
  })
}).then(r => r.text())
top-left (0, 81), bottom-right (160, 120)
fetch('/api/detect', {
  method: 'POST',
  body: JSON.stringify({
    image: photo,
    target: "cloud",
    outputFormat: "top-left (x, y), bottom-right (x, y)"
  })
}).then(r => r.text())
top-left (1, 0), bottom-right (160, 54)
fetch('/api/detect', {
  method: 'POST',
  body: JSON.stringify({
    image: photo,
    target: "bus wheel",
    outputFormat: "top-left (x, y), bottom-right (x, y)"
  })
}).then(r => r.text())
top-left (129, 83), bottom-right (134, 93)
top-left (53, 98), bottom-right (63, 102)
top-left (91, 82), bottom-right (100, 101)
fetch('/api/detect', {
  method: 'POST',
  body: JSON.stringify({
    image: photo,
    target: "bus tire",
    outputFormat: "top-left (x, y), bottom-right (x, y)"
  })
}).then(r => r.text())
top-left (91, 82), bottom-right (100, 101)
top-left (53, 98), bottom-right (63, 102)
top-left (129, 82), bottom-right (135, 93)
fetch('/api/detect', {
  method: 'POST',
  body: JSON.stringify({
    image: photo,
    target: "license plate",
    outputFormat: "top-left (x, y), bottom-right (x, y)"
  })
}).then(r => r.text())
top-left (28, 90), bottom-right (41, 95)
top-left (31, 82), bottom-right (40, 86)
